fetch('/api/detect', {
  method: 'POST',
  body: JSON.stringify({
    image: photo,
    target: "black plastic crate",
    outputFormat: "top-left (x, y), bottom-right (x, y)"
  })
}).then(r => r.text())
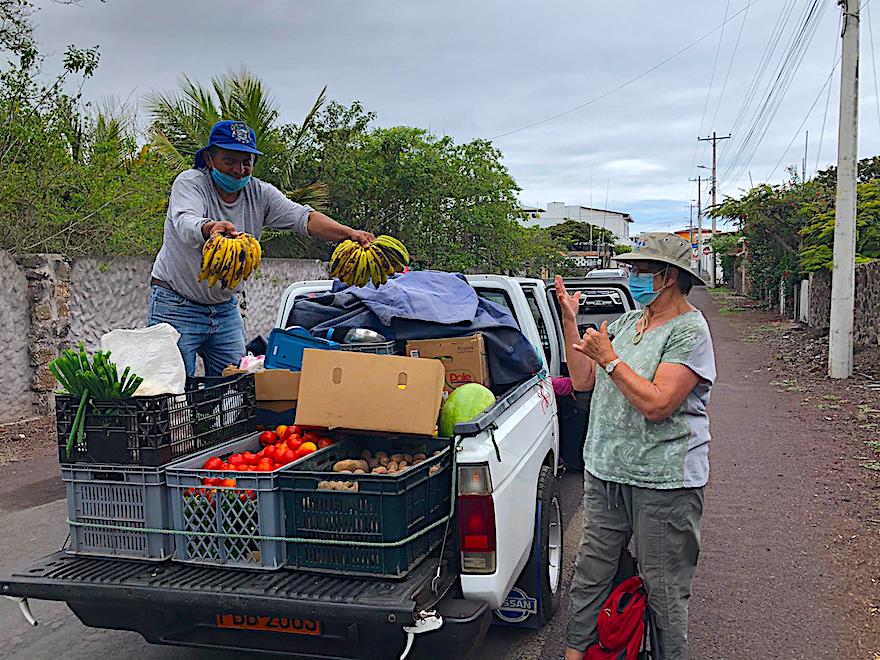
top-left (57, 374), bottom-right (256, 467)
top-left (280, 434), bottom-right (453, 578)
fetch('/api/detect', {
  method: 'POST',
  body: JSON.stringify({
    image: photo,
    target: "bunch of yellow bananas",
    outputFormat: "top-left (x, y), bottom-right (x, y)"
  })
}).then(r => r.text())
top-left (329, 235), bottom-right (410, 287)
top-left (198, 232), bottom-right (262, 289)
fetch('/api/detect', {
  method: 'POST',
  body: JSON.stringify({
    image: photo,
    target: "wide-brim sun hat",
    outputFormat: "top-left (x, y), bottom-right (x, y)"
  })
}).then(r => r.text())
top-left (614, 232), bottom-right (706, 286)
top-left (194, 120), bottom-right (264, 168)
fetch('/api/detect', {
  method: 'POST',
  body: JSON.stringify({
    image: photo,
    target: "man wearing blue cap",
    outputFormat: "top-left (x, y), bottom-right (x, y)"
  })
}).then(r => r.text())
top-left (149, 119), bottom-right (374, 376)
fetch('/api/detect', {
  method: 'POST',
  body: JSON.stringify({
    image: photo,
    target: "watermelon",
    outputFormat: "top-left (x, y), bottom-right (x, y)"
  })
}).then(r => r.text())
top-left (439, 383), bottom-right (496, 437)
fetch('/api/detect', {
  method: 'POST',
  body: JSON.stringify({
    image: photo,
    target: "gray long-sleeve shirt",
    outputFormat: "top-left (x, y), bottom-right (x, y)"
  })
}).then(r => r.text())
top-left (151, 168), bottom-right (313, 305)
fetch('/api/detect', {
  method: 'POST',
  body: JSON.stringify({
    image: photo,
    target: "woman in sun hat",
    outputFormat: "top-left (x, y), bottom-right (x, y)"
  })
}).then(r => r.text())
top-left (556, 232), bottom-right (717, 659)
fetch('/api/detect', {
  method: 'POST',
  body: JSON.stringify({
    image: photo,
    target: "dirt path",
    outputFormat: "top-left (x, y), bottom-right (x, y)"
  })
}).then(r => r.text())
top-left (688, 288), bottom-right (879, 659)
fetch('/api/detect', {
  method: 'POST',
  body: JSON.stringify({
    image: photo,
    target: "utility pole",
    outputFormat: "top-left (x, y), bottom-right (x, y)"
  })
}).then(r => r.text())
top-left (829, 0), bottom-right (860, 379)
top-left (689, 176), bottom-right (704, 280)
top-left (697, 131), bottom-right (732, 287)
top-left (689, 204), bottom-right (694, 246)
top-left (803, 130), bottom-right (809, 181)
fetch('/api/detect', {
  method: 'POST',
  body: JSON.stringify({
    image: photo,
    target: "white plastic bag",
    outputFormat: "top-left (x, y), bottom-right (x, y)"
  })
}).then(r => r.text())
top-left (100, 323), bottom-right (186, 396)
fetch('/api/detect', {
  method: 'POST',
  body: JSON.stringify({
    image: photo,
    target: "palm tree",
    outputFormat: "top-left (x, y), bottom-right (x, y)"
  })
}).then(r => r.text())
top-left (146, 69), bottom-right (328, 211)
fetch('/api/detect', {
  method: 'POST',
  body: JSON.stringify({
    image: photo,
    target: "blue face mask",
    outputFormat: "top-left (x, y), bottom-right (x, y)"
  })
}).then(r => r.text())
top-left (211, 167), bottom-right (251, 193)
top-left (628, 267), bottom-right (667, 306)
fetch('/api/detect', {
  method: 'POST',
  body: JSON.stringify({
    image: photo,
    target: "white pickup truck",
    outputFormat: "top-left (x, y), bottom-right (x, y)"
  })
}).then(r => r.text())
top-left (2, 275), bottom-right (634, 660)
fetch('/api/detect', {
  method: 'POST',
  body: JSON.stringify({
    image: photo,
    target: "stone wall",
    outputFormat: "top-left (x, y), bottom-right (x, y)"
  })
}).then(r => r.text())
top-left (806, 262), bottom-right (880, 348)
top-left (853, 260), bottom-right (880, 347)
top-left (239, 259), bottom-right (327, 340)
top-left (1, 253), bottom-right (327, 424)
top-left (69, 257), bottom-right (154, 353)
top-left (808, 269), bottom-right (832, 330)
top-left (68, 257), bottom-right (326, 352)
top-left (0, 251), bottom-right (34, 422)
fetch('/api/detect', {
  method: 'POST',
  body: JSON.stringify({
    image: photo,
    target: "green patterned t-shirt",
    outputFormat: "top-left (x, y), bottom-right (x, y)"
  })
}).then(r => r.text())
top-left (584, 309), bottom-right (716, 489)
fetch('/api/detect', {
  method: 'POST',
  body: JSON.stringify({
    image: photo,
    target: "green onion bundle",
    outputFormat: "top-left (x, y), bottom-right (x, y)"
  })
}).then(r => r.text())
top-left (49, 342), bottom-right (143, 458)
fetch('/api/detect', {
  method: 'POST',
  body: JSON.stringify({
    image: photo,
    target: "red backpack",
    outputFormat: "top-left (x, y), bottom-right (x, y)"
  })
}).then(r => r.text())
top-left (583, 576), bottom-right (647, 660)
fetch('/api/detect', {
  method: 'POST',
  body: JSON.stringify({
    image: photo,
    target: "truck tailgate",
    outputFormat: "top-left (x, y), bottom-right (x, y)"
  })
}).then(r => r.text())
top-left (1, 552), bottom-right (485, 659)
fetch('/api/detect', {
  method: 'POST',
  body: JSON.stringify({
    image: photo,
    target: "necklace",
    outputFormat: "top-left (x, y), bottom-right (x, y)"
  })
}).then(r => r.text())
top-left (633, 312), bottom-right (649, 345)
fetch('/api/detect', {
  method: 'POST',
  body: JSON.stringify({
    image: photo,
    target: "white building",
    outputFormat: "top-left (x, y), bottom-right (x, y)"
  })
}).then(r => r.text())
top-left (519, 202), bottom-right (634, 240)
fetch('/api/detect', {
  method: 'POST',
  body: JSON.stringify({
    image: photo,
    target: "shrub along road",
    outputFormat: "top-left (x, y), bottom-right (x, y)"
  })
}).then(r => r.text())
top-left (0, 288), bottom-right (877, 659)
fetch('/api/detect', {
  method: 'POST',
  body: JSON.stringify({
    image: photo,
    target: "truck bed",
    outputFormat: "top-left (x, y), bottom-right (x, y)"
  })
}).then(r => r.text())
top-left (2, 552), bottom-right (489, 659)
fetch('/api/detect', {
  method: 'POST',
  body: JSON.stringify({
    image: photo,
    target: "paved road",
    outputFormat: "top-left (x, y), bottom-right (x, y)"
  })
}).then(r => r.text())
top-left (1, 288), bottom-right (863, 658)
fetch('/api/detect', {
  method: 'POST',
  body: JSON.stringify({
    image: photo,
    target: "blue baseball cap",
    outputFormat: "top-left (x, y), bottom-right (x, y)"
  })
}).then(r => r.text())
top-left (194, 120), bottom-right (264, 168)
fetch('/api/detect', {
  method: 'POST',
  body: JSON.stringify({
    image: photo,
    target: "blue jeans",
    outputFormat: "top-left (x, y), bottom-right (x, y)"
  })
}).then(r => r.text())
top-left (146, 285), bottom-right (246, 377)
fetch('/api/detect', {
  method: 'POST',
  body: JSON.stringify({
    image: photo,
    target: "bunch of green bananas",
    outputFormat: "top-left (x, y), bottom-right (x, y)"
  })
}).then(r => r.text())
top-left (49, 343), bottom-right (144, 457)
top-left (198, 232), bottom-right (262, 289)
top-left (329, 235), bottom-right (410, 287)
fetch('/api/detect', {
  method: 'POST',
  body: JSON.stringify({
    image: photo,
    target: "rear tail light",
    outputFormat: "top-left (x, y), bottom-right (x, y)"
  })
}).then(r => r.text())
top-left (459, 494), bottom-right (496, 573)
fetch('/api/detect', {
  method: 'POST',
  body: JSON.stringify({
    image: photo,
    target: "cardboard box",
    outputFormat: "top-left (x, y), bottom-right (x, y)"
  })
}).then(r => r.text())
top-left (223, 367), bottom-right (300, 427)
top-left (294, 349), bottom-right (445, 436)
top-left (405, 334), bottom-right (491, 393)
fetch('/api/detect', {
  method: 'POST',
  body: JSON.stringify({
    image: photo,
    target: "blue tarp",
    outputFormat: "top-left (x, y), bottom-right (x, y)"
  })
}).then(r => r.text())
top-left (290, 271), bottom-right (544, 388)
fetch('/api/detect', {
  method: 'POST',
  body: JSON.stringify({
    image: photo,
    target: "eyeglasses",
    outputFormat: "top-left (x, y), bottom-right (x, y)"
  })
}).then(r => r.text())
top-left (630, 264), bottom-right (667, 276)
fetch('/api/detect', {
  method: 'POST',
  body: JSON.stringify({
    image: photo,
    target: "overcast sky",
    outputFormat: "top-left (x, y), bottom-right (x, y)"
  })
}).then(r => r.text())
top-left (30, 0), bottom-right (880, 234)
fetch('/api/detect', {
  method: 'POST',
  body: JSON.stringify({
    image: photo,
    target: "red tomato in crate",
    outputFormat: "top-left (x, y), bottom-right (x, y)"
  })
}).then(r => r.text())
top-left (259, 431), bottom-right (278, 446)
top-left (203, 456), bottom-right (223, 470)
top-left (220, 464), bottom-right (235, 472)
top-left (256, 459), bottom-right (275, 472)
top-left (317, 437), bottom-right (334, 449)
top-left (220, 478), bottom-right (237, 488)
top-left (281, 449), bottom-right (297, 464)
top-left (241, 451), bottom-right (258, 466)
top-left (228, 454), bottom-right (245, 468)
top-left (303, 431), bottom-right (319, 444)
top-left (287, 438), bottom-right (303, 452)
top-left (202, 477), bottom-right (221, 487)
top-left (290, 425), bottom-right (303, 437)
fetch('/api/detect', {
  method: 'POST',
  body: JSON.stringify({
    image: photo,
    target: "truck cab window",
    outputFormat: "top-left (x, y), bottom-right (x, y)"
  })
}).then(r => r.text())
top-left (523, 289), bottom-right (552, 366)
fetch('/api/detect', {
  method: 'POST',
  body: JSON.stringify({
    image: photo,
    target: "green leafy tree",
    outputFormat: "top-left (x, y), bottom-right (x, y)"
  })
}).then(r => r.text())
top-left (545, 219), bottom-right (616, 251)
top-left (0, 0), bottom-right (177, 256)
top-left (291, 100), bottom-right (562, 272)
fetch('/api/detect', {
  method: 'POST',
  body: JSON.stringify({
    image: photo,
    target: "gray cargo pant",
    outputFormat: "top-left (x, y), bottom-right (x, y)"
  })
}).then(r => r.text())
top-left (565, 471), bottom-right (704, 658)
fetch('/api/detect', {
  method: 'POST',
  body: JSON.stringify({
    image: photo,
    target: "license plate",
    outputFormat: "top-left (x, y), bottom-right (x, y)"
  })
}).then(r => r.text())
top-left (214, 613), bottom-right (322, 635)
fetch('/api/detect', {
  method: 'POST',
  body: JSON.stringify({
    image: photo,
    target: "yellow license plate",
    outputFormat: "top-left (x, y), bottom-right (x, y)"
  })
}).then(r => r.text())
top-left (214, 613), bottom-right (322, 635)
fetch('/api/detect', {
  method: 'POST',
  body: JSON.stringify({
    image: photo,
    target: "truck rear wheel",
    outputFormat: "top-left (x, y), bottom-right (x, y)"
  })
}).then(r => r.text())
top-left (534, 465), bottom-right (562, 622)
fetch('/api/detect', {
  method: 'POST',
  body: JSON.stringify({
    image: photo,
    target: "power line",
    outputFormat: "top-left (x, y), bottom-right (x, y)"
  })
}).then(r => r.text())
top-left (814, 11), bottom-right (842, 173)
top-left (489, 0), bottom-right (763, 141)
top-left (710, 0), bottom-right (752, 131)
top-left (719, 0), bottom-right (823, 181)
top-left (765, 56), bottom-right (840, 181)
top-left (719, 0), bottom-right (800, 161)
top-left (719, 0), bottom-right (829, 187)
top-left (868, 0), bottom-right (880, 135)
top-left (691, 0), bottom-right (733, 173)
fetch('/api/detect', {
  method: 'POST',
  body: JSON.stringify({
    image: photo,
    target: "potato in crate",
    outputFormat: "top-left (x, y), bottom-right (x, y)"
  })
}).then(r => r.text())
top-left (280, 434), bottom-right (453, 579)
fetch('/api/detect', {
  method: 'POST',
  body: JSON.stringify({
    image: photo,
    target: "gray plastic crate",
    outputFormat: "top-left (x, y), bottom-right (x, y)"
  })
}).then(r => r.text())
top-left (63, 463), bottom-right (172, 560)
top-left (165, 433), bottom-right (333, 570)
top-left (339, 340), bottom-right (400, 355)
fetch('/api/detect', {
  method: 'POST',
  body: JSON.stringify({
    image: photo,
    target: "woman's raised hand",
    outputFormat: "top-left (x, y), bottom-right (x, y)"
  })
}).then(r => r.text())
top-left (554, 275), bottom-right (581, 320)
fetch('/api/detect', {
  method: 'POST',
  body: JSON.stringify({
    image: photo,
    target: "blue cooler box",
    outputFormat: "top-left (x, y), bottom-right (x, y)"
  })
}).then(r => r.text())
top-left (264, 327), bottom-right (339, 372)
